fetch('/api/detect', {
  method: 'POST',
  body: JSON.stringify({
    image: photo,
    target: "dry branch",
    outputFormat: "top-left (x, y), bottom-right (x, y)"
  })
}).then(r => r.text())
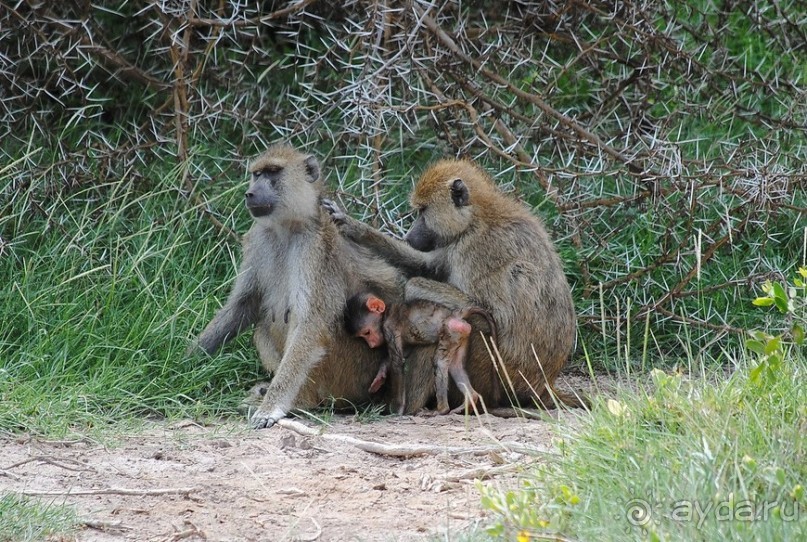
top-left (276, 418), bottom-right (545, 458)
top-left (3, 455), bottom-right (90, 472)
top-left (188, 0), bottom-right (318, 27)
top-left (17, 487), bottom-right (199, 497)
top-left (414, 4), bottom-right (633, 165)
top-left (81, 519), bottom-right (128, 532)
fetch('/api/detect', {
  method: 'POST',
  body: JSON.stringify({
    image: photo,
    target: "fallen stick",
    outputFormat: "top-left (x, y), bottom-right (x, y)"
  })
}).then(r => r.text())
top-left (81, 518), bottom-right (127, 531)
top-left (4, 455), bottom-right (90, 472)
top-left (162, 527), bottom-right (206, 542)
top-left (0, 469), bottom-right (20, 480)
top-left (17, 487), bottom-right (198, 497)
top-left (444, 462), bottom-right (530, 482)
top-left (276, 418), bottom-right (545, 458)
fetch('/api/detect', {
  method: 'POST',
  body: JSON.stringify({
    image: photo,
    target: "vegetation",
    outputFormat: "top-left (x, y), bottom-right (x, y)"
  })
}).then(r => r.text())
top-left (480, 269), bottom-right (806, 540)
top-left (2, 0), bottom-right (803, 432)
top-left (0, 2), bottom-right (803, 540)
top-left (481, 354), bottom-right (806, 540)
top-left (0, 495), bottom-right (77, 542)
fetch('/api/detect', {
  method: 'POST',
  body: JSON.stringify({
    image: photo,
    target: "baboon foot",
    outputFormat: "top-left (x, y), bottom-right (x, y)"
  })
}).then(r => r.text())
top-left (450, 390), bottom-right (483, 415)
top-left (368, 373), bottom-right (386, 394)
top-left (436, 400), bottom-right (451, 415)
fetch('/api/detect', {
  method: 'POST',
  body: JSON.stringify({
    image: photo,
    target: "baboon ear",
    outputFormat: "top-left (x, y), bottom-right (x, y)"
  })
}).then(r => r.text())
top-left (450, 179), bottom-right (469, 207)
top-left (304, 155), bottom-right (320, 183)
top-left (366, 296), bottom-right (386, 314)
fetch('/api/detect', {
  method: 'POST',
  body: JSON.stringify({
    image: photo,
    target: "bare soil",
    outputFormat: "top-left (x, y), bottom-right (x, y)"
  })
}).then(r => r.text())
top-left (0, 376), bottom-right (598, 542)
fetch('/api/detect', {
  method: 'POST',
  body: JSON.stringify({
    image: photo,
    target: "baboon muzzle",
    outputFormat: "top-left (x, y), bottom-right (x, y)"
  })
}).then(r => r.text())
top-left (405, 216), bottom-right (438, 251)
top-left (245, 185), bottom-right (275, 217)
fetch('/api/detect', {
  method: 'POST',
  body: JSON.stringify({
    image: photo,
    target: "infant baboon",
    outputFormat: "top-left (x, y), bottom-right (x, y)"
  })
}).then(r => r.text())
top-left (345, 292), bottom-right (498, 415)
top-left (189, 143), bottom-right (406, 428)
top-left (327, 158), bottom-right (584, 413)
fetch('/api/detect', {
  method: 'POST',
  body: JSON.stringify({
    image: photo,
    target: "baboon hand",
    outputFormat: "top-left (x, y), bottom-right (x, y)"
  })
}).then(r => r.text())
top-left (249, 405), bottom-right (286, 430)
top-left (321, 199), bottom-right (369, 241)
top-left (321, 198), bottom-right (347, 225)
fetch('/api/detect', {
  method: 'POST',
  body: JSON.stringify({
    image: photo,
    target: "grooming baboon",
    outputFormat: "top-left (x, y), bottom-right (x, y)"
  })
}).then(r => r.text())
top-left (326, 158), bottom-right (583, 412)
top-left (189, 143), bottom-right (407, 429)
top-left (344, 291), bottom-right (498, 415)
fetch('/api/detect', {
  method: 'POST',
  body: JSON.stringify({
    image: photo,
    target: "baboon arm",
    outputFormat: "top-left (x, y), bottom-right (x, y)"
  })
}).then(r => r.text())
top-left (193, 293), bottom-right (259, 355)
top-left (341, 216), bottom-right (440, 277)
top-left (249, 325), bottom-right (326, 429)
top-left (404, 277), bottom-right (475, 310)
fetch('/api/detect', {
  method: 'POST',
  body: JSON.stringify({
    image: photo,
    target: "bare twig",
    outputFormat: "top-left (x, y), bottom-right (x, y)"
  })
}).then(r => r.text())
top-left (81, 518), bottom-right (128, 532)
top-left (3, 455), bottom-right (90, 472)
top-left (16, 487), bottom-right (199, 497)
top-left (188, 0), bottom-right (318, 27)
top-left (443, 462), bottom-right (531, 483)
top-left (0, 469), bottom-right (20, 480)
top-left (276, 418), bottom-right (545, 458)
top-left (414, 5), bottom-right (633, 165)
top-left (162, 523), bottom-right (207, 542)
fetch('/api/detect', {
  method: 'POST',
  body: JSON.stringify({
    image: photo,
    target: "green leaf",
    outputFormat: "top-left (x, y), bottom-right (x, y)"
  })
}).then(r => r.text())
top-left (764, 336), bottom-right (782, 356)
top-left (771, 282), bottom-right (788, 312)
top-left (745, 339), bottom-right (766, 355)
top-left (792, 324), bottom-right (805, 346)
top-left (748, 330), bottom-right (770, 340)
top-left (768, 353), bottom-right (783, 371)
top-left (752, 297), bottom-right (774, 307)
top-left (749, 362), bottom-right (765, 383)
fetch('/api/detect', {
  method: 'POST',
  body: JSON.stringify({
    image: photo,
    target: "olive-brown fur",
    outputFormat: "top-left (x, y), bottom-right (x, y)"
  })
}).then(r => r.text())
top-left (190, 144), bottom-right (406, 428)
top-left (331, 158), bottom-right (582, 411)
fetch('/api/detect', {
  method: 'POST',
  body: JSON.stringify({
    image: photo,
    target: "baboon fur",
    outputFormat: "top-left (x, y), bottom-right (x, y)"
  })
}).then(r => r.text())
top-left (332, 158), bottom-right (583, 412)
top-left (189, 144), bottom-right (406, 428)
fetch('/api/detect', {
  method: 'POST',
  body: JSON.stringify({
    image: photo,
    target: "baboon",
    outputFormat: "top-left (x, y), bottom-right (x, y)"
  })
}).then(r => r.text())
top-left (326, 158), bottom-right (584, 413)
top-left (189, 143), bottom-right (407, 429)
top-left (344, 291), bottom-right (498, 415)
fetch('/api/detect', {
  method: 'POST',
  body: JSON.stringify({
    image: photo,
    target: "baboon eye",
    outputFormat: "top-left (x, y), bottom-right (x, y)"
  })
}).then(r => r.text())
top-left (262, 165), bottom-right (281, 175)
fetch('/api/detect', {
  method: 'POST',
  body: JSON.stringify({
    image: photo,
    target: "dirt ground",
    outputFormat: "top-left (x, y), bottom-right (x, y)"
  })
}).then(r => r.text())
top-left (0, 376), bottom-right (598, 542)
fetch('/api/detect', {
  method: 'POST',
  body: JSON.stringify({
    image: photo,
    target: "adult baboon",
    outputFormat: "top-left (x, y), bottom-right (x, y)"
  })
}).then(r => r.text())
top-left (326, 158), bottom-right (583, 412)
top-left (189, 144), bottom-right (406, 428)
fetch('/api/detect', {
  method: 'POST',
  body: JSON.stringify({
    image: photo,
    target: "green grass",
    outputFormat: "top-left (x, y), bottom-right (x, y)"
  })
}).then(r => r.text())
top-left (0, 494), bottom-right (78, 542)
top-left (0, 160), bottom-right (263, 436)
top-left (480, 354), bottom-right (806, 541)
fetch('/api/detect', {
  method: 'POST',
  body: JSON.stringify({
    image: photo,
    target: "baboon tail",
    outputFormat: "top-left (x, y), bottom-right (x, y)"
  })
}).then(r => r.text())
top-left (465, 307), bottom-right (498, 344)
top-left (484, 383), bottom-right (589, 420)
top-left (537, 384), bottom-right (590, 410)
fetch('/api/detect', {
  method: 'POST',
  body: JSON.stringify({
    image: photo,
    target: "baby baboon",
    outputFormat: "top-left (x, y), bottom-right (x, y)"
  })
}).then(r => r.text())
top-left (189, 143), bottom-right (407, 429)
top-left (326, 158), bottom-right (584, 412)
top-left (344, 291), bottom-right (498, 415)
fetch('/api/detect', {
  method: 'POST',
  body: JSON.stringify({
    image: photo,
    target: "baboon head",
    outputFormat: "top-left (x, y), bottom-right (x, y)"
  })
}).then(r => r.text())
top-left (405, 159), bottom-right (494, 251)
top-left (246, 144), bottom-right (321, 222)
